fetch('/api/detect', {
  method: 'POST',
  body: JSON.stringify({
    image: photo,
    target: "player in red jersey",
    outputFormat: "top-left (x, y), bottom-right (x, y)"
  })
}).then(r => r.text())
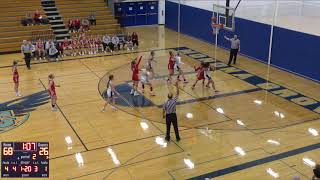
top-left (48, 74), bottom-right (57, 111)
top-left (130, 56), bottom-right (142, 96)
top-left (192, 62), bottom-right (205, 89)
top-left (12, 60), bottom-right (21, 97)
top-left (167, 51), bottom-right (175, 82)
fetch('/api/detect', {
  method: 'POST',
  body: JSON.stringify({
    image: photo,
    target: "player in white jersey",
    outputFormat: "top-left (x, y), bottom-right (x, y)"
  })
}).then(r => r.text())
top-left (140, 68), bottom-right (155, 96)
top-left (146, 51), bottom-right (155, 79)
top-left (203, 62), bottom-right (218, 93)
top-left (174, 52), bottom-right (188, 83)
top-left (102, 74), bottom-right (119, 112)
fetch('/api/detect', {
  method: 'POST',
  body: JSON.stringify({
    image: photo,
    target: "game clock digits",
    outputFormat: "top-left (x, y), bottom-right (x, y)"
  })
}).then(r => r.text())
top-left (1, 142), bottom-right (49, 178)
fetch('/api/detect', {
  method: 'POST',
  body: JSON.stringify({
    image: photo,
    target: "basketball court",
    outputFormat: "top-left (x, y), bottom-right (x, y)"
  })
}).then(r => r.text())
top-left (0, 0), bottom-right (320, 179)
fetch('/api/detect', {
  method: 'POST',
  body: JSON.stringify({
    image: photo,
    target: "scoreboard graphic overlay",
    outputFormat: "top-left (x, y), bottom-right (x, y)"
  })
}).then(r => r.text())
top-left (1, 142), bottom-right (49, 178)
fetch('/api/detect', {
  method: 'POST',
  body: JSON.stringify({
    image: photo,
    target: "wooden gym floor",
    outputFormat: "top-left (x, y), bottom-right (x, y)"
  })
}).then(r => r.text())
top-left (0, 26), bottom-right (319, 180)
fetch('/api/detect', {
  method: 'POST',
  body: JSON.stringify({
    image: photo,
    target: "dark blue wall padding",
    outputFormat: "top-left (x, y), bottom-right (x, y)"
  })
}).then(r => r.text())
top-left (165, 1), bottom-right (271, 62)
top-left (180, 4), bottom-right (215, 44)
top-left (218, 18), bottom-right (271, 63)
top-left (165, 1), bottom-right (179, 31)
top-left (165, 0), bottom-right (320, 82)
top-left (271, 26), bottom-right (320, 80)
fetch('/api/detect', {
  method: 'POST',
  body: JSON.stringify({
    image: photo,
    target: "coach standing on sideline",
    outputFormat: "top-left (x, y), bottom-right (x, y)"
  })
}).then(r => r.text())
top-left (21, 40), bottom-right (32, 69)
top-left (224, 35), bottom-right (240, 66)
top-left (163, 82), bottom-right (181, 142)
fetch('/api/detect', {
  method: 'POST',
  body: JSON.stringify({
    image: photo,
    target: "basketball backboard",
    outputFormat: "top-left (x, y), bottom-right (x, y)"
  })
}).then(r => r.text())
top-left (212, 4), bottom-right (236, 32)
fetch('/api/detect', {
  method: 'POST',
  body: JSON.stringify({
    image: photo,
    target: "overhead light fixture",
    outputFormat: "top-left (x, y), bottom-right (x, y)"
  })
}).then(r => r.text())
top-left (302, 157), bottom-right (316, 168)
top-left (236, 120), bottom-right (245, 126)
top-left (140, 122), bottom-right (149, 130)
top-left (216, 108), bottom-right (224, 114)
top-left (267, 139), bottom-right (280, 145)
top-left (266, 168), bottom-right (279, 178)
top-left (75, 153), bottom-right (84, 167)
top-left (107, 147), bottom-right (120, 165)
top-left (308, 128), bottom-right (319, 136)
top-left (65, 136), bottom-right (72, 145)
top-left (155, 136), bottom-right (167, 148)
top-left (274, 111), bottom-right (285, 119)
top-left (234, 146), bottom-right (246, 156)
top-left (183, 158), bottom-right (195, 169)
top-left (186, 113), bottom-right (193, 119)
top-left (254, 100), bottom-right (262, 105)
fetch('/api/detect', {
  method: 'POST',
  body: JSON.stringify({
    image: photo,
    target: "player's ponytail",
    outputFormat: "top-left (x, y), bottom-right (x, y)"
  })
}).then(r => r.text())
top-left (107, 74), bottom-right (114, 88)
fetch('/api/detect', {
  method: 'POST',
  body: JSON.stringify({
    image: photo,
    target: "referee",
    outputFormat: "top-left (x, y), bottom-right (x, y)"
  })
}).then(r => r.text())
top-left (21, 40), bottom-right (32, 69)
top-left (224, 35), bottom-right (240, 66)
top-left (163, 82), bottom-right (180, 142)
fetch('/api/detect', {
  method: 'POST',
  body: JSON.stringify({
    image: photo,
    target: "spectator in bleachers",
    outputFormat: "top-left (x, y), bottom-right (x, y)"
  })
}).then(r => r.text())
top-left (80, 19), bottom-right (90, 32)
top-left (313, 164), bottom-right (320, 180)
top-left (74, 18), bottom-right (81, 32)
top-left (111, 35), bottom-right (120, 51)
top-left (118, 33), bottom-right (126, 50)
top-left (57, 42), bottom-right (64, 58)
top-left (126, 33), bottom-right (133, 51)
top-left (34, 10), bottom-right (42, 24)
top-left (21, 12), bottom-right (33, 26)
top-left (102, 34), bottom-right (111, 52)
top-left (132, 32), bottom-right (139, 48)
top-left (68, 19), bottom-right (75, 33)
top-left (31, 41), bottom-right (36, 59)
top-left (62, 37), bottom-right (70, 56)
top-left (49, 44), bottom-right (59, 61)
top-left (88, 11), bottom-right (96, 26)
top-left (45, 39), bottom-right (55, 55)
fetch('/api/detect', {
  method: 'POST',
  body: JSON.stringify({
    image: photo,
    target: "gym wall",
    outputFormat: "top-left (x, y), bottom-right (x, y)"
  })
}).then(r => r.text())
top-left (165, 0), bottom-right (320, 82)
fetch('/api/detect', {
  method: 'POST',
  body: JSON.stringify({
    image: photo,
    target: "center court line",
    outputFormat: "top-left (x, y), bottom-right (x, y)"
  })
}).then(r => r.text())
top-left (186, 142), bottom-right (320, 180)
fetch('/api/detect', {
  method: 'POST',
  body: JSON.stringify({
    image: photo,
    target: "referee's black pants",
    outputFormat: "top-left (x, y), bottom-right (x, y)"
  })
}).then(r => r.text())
top-left (24, 53), bottom-right (31, 69)
top-left (228, 48), bottom-right (239, 65)
top-left (165, 113), bottom-right (180, 141)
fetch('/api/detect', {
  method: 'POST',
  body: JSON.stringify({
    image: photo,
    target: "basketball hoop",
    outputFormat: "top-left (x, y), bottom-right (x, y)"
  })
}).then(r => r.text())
top-left (211, 16), bottom-right (224, 34)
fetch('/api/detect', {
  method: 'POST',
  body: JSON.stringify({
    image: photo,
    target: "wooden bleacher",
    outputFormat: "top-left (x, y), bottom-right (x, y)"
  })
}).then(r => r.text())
top-left (55, 0), bottom-right (121, 36)
top-left (0, 0), bottom-right (52, 53)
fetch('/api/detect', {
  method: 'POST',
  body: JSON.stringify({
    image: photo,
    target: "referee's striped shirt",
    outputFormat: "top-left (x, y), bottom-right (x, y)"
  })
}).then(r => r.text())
top-left (163, 97), bottom-right (178, 114)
